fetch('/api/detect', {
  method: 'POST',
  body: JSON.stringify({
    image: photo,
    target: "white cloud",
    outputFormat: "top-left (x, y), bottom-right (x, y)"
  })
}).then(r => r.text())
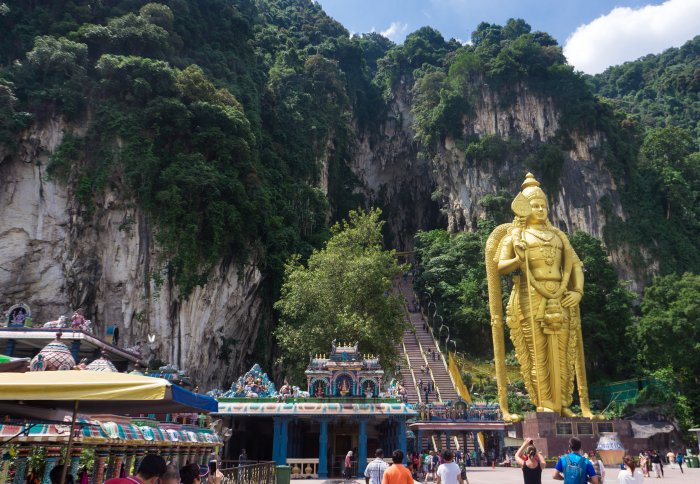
top-left (564, 0), bottom-right (700, 75)
top-left (381, 21), bottom-right (409, 42)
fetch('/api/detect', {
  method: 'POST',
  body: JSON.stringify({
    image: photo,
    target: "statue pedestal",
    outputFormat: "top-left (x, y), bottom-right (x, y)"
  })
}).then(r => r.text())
top-left (516, 412), bottom-right (660, 461)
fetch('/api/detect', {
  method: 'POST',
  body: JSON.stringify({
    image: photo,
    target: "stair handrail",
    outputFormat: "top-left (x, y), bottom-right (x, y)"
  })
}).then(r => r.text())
top-left (414, 331), bottom-right (443, 402)
top-left (401, 338), bottom-right (423, 405)
top-left (413, 288), bottom-right (460, 395)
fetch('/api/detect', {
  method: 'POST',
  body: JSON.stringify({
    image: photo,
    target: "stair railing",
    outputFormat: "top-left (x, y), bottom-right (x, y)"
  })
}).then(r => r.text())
top-left (401, 339), bottom-right (422, 404)
top-left (414, 331), bottom-right (443, 402)
top-left (413, 287), bottom-right (460, 396)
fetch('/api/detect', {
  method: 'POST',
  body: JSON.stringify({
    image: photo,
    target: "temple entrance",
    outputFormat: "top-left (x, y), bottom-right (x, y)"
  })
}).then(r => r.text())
top-left (224, 417), bottom-right (273, 462)
top-left (332, 433), bottom-right (353, 477)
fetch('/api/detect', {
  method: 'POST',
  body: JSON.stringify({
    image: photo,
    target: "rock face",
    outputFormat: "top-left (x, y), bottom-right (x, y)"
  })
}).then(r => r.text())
top-left (0, 118), bottom-right (266, 389)
top-left (351, 83), bottom-right (443, 250)
top-left (348, 83), bottom-right (640, 287)
top-left (0, 84), bottom-right (643, 389)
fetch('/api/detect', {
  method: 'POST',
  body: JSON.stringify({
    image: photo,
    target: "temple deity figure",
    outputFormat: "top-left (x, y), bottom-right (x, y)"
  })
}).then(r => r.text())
top-left (486, 173), bottom-right (593, 422)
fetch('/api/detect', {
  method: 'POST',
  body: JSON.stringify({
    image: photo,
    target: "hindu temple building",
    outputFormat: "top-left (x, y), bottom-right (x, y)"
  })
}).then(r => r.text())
top-left (214, 342), bottom-right (416, 478)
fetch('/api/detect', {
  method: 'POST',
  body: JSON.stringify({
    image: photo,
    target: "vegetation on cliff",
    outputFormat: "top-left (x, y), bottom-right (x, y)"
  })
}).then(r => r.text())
top-left (0, 0), bottom-right (383, 294)
top-left (1, 1), bottom-right (698, 424)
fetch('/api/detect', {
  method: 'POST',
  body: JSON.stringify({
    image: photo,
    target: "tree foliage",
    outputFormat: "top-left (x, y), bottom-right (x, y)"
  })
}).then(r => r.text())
top-left (569, 231), bottom-right (635, 381)
top-left (0, 0), bottom-right (386, 296)
top-left (413, 221), bottom-right (497, 357)
top-left (633, 273), bottom-right (700, 428)
top-left (591, 35), bottom-right (700, 142)
top-left (274, 209), bottom-right (407, 382)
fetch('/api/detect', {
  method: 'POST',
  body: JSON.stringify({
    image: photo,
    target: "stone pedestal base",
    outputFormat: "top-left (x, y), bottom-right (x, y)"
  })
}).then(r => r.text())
top-left (516, 412), bottom-right (675, 461)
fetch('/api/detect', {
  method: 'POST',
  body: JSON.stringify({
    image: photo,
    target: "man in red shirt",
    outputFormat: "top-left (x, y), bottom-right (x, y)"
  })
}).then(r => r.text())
top-left (104, 454), bottom-right (166, 484)
top-left (382, 450), bottom-right (413, 484)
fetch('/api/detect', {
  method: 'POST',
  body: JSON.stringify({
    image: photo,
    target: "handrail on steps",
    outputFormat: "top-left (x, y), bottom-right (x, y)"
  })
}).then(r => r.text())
top-left (401, 338), bottom-right (423, 404)
top-left (414, 331), bottom-right (442, 402)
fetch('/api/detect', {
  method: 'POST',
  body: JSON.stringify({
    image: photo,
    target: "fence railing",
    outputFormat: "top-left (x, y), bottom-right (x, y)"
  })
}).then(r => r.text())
top-left (288, 458), bottom-right (319, 478)
top-left (219, 461), bottom-right (276, 484)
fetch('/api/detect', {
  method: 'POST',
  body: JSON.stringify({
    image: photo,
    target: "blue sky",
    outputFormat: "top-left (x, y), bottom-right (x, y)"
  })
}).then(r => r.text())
top-left (315, 0), bottom-right (700, 74)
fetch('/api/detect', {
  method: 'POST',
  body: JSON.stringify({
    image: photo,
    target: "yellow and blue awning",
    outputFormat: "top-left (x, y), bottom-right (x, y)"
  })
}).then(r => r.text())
top-left (0, 370), bottom-right (217, 414)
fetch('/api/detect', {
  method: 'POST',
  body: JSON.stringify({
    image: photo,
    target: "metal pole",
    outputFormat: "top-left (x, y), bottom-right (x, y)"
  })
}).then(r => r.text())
top-left (60, 400), bottom-right (79, 484)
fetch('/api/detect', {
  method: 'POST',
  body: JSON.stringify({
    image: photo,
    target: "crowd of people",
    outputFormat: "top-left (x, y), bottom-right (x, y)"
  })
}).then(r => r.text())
top-left (638, 449), bottom-right (686, 477)
top-left (42, 453), bottom-right (225, 484)
top-left (358, 438), bottom-right (693, 484)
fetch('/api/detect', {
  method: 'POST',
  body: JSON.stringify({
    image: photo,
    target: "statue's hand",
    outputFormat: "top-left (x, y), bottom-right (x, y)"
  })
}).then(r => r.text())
top-left (561, 291), bottom-right (582, 308)
top-left (514, 240), bottom-right (527, 261)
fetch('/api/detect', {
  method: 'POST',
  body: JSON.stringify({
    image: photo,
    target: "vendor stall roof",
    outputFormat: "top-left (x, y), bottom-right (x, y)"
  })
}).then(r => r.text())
top-left (0, 328), bottom-right (144, 367)
top-left (0, 370), bottom-right (217, 414)
top-left (215, 401), bottom-right (417, 417)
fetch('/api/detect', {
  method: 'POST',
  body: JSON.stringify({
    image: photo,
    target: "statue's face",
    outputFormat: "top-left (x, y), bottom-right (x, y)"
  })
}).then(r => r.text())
top-left (528, 198), bottom-right (548, 224)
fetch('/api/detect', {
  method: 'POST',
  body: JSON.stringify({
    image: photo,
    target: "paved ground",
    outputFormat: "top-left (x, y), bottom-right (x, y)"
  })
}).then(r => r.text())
top-left (297, 465), bottom-right (700, 484)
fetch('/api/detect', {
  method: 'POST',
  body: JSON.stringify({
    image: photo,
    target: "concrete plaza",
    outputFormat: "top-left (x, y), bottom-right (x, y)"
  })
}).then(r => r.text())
top-left (304, 465), bottom-right (700, 484)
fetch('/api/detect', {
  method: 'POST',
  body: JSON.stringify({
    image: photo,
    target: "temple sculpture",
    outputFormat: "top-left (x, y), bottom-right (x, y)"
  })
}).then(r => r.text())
top-left (486, 173), bottom-right (593, 422)
top-left (306, 341), bottom-right (383, 397)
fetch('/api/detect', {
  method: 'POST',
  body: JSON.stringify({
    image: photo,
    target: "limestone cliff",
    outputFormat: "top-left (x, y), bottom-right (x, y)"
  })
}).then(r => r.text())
top-left (0, 118), bottom-right (266, 389)
top-left (351, 82), bottom-right (442, 251)
top-left (349, 83), bottom-right (643, 288)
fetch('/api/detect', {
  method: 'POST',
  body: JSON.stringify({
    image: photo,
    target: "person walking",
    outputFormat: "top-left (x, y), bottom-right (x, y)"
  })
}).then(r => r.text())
top-left (423, 451), bottom-right (432, 481)
top-left (381, 450), bottom-right (413, 484)
top-left (675, 452), bottom-right (684, 474)
top-left (365, 449), bottom-right (390, 484)
top-left (412, 452), bottom-right (422, 479)
top-left (344, 450), bottom-right (354, 480)
top-left (437, 450), bottom-right (464, 484)
top-left (589, 451), bottom-right (605, 484)
top-left (665, 451), bottom-right (675, 469)
top-left (639, 453), bottom-right (649, 478)
top-left (433, 450), bottom-right (441, 478)
top-left (616, 455), bottom-right (643, 484)
top-left (515, 438), bottom-right (545, 484)
top-left (650, 450), bottom-right (663, 478)
top-left (552, 437), bottom-right (599, 484)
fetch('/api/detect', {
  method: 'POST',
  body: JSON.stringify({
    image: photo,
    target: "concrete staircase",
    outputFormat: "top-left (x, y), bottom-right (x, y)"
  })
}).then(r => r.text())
top-left (416, 432), bottom-right (477, 454)
top-left (395, 278), bottom-right (460, 406)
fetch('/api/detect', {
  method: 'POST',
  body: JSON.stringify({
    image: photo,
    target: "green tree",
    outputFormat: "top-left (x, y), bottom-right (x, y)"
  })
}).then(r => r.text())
top-left (20, 35), bottom-right (89, 117)
top-left (633, 272), bottom-right (700, 420)
top-left (413, 224), bottom-right (494, 356)
top-left (569, 231), bottom-right (635, 381)
top-left (641, 126), bottom-right (699, 220)
top-left (274, 208), bottom-right (408, 381)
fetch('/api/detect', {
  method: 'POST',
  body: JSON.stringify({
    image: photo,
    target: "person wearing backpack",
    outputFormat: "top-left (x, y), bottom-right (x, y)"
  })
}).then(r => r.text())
top-left (675, 452), bottom-right (684, 474)
top-left (553, 437), bottom-right (599, 484)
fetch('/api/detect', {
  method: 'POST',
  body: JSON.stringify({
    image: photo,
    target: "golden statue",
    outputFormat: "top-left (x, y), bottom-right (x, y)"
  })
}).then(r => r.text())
top-left (486, 173), bottom-right (593, 422)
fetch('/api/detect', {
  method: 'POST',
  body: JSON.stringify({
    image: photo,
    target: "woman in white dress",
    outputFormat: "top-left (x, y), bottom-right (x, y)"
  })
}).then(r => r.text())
top-left (617, 455), bottom-right (643, 484)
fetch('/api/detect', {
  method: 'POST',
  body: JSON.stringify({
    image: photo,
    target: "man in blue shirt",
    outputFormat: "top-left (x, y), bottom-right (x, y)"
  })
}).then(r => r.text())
top-left (553, 437), bottom-right (599, 484)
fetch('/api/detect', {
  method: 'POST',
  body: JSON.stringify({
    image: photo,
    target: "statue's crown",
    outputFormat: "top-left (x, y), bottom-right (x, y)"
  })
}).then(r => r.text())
top-left (521, 172), bottom-right (541, 190)
top-left (520, 172), bottom-right (546, 201)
